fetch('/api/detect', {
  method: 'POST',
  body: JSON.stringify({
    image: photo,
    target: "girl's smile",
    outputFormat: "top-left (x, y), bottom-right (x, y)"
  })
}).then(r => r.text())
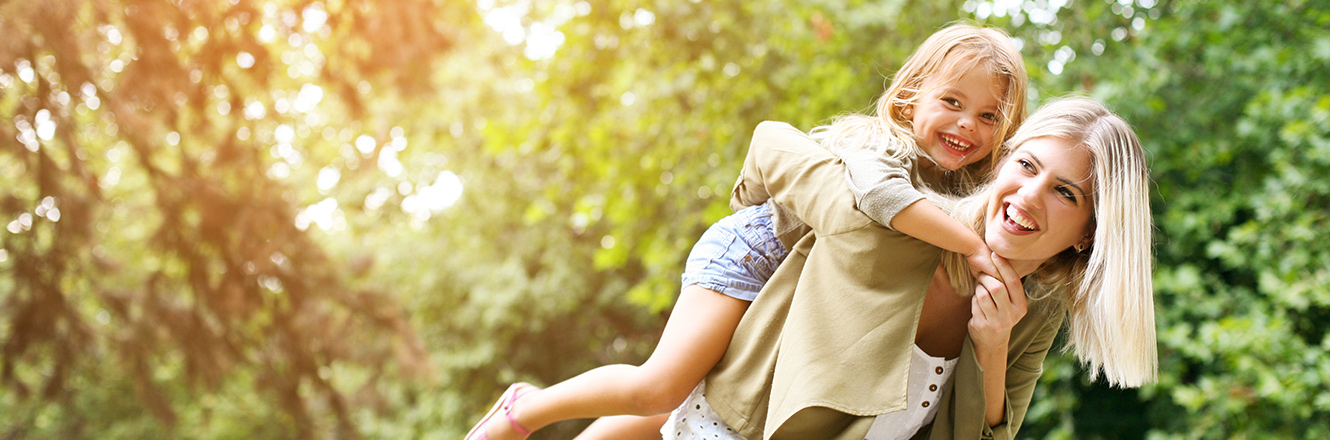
top-left (910, 68), bottom-right (1004, 172)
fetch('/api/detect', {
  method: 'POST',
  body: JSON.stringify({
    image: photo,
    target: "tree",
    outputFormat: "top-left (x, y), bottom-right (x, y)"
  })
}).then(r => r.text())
top-left (985, 0), bottom-right (1330, 437)
top-left (5, 0), bottom-right (1328, 438)
top-left (0, 0), bottom-right (458, 437)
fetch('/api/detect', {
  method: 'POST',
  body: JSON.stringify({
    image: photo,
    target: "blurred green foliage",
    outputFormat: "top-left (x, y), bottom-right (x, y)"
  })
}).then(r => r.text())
top-left (1, 0), bottom-right (1328, 439)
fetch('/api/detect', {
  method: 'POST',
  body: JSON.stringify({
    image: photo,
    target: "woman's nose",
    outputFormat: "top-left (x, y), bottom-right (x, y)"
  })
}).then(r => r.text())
top-left (1016, 181), bottom-right (1046, 209)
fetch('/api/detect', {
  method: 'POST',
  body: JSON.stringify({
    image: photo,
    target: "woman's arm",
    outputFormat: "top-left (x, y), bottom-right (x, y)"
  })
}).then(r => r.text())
top-left (969, 257), bottom-right (1028, 427)
top-left (983, 305), bottom-right (1061, 440)
top-left (927, 287), bottom-right (1064, 440)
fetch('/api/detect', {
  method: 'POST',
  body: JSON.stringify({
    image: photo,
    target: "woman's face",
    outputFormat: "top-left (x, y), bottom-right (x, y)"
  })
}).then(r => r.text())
top-left (984, 136), bottom-right (1096, 265)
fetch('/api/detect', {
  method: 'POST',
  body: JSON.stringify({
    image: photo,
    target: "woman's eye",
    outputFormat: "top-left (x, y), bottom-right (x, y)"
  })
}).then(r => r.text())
top-left (1017, 158), bottom-right (1034, 172)
top-left (1058, 187), bottom-right (1077, 200)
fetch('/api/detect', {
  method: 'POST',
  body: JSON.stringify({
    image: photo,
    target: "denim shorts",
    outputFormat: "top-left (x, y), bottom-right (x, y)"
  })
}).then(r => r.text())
top-left (681, 202), bottom-right (789, 302)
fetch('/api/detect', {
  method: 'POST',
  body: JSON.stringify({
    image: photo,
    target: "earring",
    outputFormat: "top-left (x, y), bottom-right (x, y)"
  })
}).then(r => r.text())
top-left (1074, 243), bottom-right (1085, 253)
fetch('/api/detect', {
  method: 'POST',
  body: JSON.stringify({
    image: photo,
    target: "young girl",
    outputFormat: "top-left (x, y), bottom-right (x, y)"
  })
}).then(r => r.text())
top-left (465, 23), bottom-right (1029, 440)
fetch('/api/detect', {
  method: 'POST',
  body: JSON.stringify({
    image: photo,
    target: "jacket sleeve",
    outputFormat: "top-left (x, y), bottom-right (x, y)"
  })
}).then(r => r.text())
top-left (837, 144), bottom-right (926, 231)
top-left (927, 301), bottom-right (1066, 440)
top-left (730, 121), bottom-right (871, 235)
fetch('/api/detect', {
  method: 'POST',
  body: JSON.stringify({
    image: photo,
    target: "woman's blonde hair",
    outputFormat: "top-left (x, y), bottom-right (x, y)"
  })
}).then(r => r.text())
top-left (814, 22), bottom-right (1029, 194)
top-left (942, 97), bottom-right (1158, 387)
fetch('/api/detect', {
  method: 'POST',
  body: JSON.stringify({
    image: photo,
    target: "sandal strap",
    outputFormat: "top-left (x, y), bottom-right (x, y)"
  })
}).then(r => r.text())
top-left (505, 406), bottom-right (533, 436)
top-left (504, 385), bottom-right (535, 436)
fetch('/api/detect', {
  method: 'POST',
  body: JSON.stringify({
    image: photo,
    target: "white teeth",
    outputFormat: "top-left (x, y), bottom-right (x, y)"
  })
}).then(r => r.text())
top-left (941, 135), bottom-right (972, 151)
top-left (1005, 204), bottom-right (1037, 230)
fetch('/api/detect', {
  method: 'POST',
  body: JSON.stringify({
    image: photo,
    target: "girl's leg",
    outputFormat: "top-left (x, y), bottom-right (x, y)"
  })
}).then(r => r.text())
top-left (572, 414), bottom-right (670, 440)
top-left (473, 285), bottom-right (749, 440)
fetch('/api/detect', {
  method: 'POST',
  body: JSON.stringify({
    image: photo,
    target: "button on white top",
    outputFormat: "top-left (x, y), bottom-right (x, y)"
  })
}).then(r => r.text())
top-left (863, 344), bottom-right (958, 440)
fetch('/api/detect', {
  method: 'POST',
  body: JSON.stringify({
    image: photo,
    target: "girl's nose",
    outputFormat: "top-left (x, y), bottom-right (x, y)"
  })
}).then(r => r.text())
top-left (958, 115), bottom-right (973, 131)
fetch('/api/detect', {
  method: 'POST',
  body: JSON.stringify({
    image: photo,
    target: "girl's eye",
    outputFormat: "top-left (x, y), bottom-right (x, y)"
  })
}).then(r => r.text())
top-left (981, 112), bottom-right (999, 124)
top-left (943, 97), bottom-right (960, 107)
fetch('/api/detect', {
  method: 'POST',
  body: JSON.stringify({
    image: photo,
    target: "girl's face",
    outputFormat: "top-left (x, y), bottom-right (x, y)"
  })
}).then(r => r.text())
top-left (908, 68), bottom-right (1003, 172)
top-left (983, 136), bottom-right (1096, 266)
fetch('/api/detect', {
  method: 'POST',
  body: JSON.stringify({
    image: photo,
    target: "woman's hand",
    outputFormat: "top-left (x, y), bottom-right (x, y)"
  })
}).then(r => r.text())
top-left (969, 253), bottom-right (1027, 350)
top-left (970, 252), bottom-right (1028, 428)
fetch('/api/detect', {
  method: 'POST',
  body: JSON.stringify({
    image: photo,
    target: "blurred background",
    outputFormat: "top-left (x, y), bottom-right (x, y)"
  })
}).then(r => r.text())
top-left (1, 0), bottom-right (1328, 438)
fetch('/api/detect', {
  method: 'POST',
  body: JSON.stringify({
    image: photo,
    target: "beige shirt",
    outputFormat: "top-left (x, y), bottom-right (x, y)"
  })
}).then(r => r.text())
top-left (708, 121), bottom-right (943, 439)
top-left (709, 121), bottom-right (1067, 440)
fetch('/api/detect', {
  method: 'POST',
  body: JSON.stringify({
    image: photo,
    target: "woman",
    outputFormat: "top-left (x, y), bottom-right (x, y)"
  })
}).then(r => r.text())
top-left (668, 97), bottom-right (1157, 440)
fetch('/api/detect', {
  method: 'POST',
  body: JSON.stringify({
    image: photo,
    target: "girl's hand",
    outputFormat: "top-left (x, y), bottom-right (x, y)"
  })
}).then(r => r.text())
top-left (969, 253), bottom-right (1027, 350)
top-left (965, 243), bottom-right (1002, 282)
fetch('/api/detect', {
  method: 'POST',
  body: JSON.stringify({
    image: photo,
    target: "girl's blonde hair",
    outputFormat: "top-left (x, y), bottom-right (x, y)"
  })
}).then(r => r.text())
top-left (942, 97), bottom-right (1158, 387)
top-left (815, 23), bottom-right (1029, 194)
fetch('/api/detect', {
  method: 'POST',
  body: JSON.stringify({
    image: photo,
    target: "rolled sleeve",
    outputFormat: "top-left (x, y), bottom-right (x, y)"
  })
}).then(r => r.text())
top-left (839, 146), bottom-right (925, 230)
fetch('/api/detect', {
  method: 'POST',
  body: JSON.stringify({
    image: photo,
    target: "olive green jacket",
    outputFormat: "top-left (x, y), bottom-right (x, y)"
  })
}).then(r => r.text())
top-left (706, 121), bottom-right (1066, 440)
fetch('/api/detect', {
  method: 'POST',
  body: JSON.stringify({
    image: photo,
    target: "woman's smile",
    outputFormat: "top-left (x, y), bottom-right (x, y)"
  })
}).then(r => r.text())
top-left (1001, 202), bottom-right (1039, 233)
top-left (984, 136), bottom-right (1096, 265)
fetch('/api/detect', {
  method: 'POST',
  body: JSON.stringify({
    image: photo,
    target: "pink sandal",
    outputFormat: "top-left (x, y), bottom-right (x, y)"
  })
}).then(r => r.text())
top-left (464, 383), bottom-right (536, 440)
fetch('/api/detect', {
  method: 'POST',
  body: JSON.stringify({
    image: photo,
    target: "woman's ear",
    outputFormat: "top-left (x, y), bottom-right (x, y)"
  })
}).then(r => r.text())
top-left (1075, 235), bottom-right (1093, 253)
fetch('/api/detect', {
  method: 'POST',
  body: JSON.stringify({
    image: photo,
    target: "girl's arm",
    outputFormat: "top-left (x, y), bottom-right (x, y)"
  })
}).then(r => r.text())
top-left (836, 141), bottom-right (926, 229)
top-left (893, 202), bottom-right (997, 278)
top-left (736, 121), bottom-right (997, 278)
top-left (731, 121), bottom-right (871, 234)
top-left (838, 145), bottom-right (999, 278)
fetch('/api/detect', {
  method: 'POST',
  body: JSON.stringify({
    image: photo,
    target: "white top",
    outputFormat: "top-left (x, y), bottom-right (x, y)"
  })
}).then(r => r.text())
top-left (662, 344), bottom-right (957, 440)
top-left (863, 344), bottom-right (957, 440)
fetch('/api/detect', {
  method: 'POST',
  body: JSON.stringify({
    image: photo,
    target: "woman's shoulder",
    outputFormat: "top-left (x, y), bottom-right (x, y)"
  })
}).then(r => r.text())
top-left (755, 119), bottom-right (800, 132)
top-left (750, 121), bottom-right (827, 158)
top-left (753, 120), bottom-right (812, 142)
top-left (1024, 287), bottom-right (1070, 329)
